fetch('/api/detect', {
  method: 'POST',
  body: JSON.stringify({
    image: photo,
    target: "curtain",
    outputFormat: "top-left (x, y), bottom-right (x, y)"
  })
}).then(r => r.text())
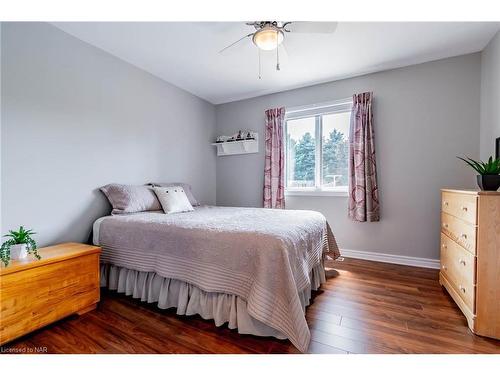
top-left (348, 92), bottom-right (380, 222)
top-left (263, 107), bottom-right (286, 209)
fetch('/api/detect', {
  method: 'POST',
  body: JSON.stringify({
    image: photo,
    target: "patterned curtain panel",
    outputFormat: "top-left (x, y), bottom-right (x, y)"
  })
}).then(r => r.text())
top-left (348, 92), bottom-right (380, 222)
top-left (263, 107), bottom-right (286, 209)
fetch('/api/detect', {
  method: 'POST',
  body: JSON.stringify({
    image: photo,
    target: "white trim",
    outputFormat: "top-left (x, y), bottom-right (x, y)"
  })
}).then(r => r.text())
top-left (284, 99), bottom-right (352, 192)
top-left (286, 98), bottom-right (353, 118)
top-left (314, 115), bottom-right (322, 188)
top-left (339, 248), bottom-right (440, 269)
top-left (285, 189), bottom-right (348, 197)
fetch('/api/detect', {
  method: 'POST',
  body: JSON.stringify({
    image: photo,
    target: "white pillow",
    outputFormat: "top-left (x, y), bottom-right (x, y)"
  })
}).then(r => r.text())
top-left (153, 186), bottom-right (194, 214)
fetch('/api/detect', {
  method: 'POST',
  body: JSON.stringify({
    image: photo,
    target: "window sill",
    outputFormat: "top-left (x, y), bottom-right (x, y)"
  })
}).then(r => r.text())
top-left (285, 190), bottom-right (348, 197)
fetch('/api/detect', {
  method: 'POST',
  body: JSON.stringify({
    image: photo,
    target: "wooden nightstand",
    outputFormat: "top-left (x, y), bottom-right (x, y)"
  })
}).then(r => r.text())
top-left (0, 242), bottom-right (101, 345)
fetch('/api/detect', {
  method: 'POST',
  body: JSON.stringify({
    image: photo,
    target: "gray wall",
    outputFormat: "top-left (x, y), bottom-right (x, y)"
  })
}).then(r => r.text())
top-left (1, 22), bottom-right (217, 246)
top-left (0, 22), bottom-right (2, 236)
top-left (480, 30), bottom-right (500, 159)
top-left (216, 54), bottom-right (481, 260)
top-left (0, 22), bottom-right (487, 262)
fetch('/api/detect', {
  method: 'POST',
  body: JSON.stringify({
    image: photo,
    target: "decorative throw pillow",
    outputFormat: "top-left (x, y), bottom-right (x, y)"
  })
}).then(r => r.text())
top-left (148, 182), bottom-right (199, 206)
top-left (153, 186), bottom-right (194, 214)
top-left (100, 184), bottom-right (162, 215)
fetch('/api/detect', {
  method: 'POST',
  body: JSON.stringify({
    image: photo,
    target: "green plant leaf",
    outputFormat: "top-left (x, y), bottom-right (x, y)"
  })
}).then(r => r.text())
top-left (458, 155), bottom-right (500, 175)
top-left (458, 156), bottom-right (482, 174)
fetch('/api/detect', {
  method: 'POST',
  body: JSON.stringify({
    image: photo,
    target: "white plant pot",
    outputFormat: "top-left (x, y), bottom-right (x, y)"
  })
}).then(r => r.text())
top-left (10, 244), bottom-right (28, 260)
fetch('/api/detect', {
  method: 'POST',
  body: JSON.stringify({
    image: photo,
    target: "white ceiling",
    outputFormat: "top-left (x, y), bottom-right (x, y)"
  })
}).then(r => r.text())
top-left (52, 22), bottom-right (500, 104)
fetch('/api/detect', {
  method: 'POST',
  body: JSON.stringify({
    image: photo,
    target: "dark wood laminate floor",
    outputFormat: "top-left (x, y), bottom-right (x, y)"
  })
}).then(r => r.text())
top-left (3, 257), bottom-right (500, 354)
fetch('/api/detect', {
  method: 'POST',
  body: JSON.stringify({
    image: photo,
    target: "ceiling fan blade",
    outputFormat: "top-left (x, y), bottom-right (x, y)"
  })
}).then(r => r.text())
top-left (219, 33), bottom-right (254, 54)
top-left (286, 22), bottom-right (337, 34)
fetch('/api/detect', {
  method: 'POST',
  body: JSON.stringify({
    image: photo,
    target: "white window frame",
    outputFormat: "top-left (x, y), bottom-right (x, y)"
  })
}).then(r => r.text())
top-left (284, 98), bottom-right (352, 197)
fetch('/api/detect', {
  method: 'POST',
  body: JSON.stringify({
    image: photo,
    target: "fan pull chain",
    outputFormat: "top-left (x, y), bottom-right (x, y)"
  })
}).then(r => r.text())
top-left (258, 49), bottom-right (262, 79)
top-left (276, 31), bottom-right (280, 71)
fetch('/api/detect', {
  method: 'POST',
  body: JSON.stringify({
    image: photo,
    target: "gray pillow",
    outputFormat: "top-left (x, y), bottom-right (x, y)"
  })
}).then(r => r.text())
top-left (100, 184), bottom-right (162, 214)
top-left (148, 182), bottom-right (199, 206)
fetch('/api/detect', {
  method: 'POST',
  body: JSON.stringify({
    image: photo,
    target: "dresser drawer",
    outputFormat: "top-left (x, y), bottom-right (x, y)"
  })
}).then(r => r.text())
top-left (442, 191), bottom-right (477, 224)
top-left (441, 212), bottom-right (477, 254)
top-left (440, 233), bottom-right (476, 311)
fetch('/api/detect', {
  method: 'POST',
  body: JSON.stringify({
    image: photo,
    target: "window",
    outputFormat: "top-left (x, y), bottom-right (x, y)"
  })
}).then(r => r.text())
top-left (285, 99), bottom-right (352, 196)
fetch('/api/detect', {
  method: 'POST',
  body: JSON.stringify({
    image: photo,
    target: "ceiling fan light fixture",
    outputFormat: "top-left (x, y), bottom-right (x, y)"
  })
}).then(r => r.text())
top-left (252, 26), bottom-right (284, 51)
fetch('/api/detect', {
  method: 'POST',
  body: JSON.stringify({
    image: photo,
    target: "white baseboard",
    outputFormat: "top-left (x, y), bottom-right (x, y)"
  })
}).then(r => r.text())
top-left (339, 248), bottom-right (440, 269)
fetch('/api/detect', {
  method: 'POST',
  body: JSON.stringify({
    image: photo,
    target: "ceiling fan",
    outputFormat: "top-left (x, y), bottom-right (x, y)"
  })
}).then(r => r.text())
top-left (219, 21), bottom-right (338, 78)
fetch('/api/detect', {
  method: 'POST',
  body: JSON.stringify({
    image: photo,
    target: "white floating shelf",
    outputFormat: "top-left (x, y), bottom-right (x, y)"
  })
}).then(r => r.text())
top-left (211, 135), bottom-right (259, 156)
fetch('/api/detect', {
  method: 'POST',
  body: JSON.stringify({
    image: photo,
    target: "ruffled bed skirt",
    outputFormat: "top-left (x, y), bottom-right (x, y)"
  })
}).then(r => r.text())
top-left (100, 262), bottom-right (325, 341)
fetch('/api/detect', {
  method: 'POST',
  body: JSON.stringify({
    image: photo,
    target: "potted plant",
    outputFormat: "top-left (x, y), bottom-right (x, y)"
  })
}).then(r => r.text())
top-left (457, 156), bottom-right (500, 191)
top-left (0, 226), bottom-right (40, 266)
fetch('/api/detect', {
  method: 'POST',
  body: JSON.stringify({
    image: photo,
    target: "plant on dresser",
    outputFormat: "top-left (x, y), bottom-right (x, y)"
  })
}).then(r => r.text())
top-left (0, 226), bottom-right (40, 266)
top-left (457, 155), bottom-right (500, 191)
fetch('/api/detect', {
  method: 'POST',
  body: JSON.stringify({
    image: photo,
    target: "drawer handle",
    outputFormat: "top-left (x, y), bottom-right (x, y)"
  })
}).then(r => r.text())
top-left (443, 223), bottom-right (449, 228)
top-left (461, 206), bottom-right (468, 212)
top-left (459, 285), bottom-right (466, 294)
top-left (443, 201), bottom-right (449, 206)
top-left (460, 233), bottom-right (467, 240)
top-left (459, 259), bottom-right (466, 266)
top-left (441, 243), bottom-right (447, 249)
top-left (441, 265), bottom-right (447, 270)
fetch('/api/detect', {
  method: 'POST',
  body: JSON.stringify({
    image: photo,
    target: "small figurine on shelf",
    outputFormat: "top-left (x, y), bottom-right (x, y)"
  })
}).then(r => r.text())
top-left (215, 131), bottom-right (257, 144)
top-left (216, 135), bottom-right (231, 143)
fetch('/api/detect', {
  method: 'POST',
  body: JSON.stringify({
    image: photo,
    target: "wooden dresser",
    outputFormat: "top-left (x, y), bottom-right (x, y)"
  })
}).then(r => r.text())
top-left (440, 189), bottom-right (500, 340)
top-left (0, 243), bottom-right (101, 345)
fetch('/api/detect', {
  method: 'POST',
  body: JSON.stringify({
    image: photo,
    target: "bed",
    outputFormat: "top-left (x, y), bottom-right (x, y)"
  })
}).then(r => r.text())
top-left (93, 205), bottom-right (339, 352)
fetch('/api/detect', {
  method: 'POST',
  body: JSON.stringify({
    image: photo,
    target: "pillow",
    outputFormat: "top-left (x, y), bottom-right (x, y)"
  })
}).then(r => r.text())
top-left (100, 184), bottom-right (162, 215)
top-left (153, 186), bottom-right (194, 214)
top-left (148, 182), bottom-right (199, 206)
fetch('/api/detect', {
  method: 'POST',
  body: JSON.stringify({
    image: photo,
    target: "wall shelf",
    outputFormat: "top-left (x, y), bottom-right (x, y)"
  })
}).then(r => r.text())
top-left (211, 135), bottom-right (259, 156)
